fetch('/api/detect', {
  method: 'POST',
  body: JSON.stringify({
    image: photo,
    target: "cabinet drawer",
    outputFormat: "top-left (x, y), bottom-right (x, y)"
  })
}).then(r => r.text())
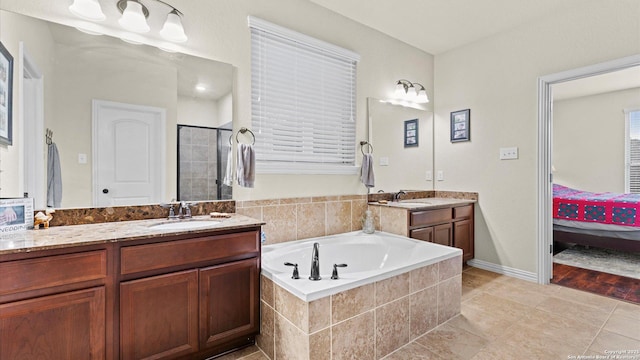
top-left (121, 231), bottom-right (259, 275)
top-left (0, 250), bottom-right (107, 296)
top-left (454, 205), bottom-right (473, 220)
top-left (410, 208), bottom-right (452, 227)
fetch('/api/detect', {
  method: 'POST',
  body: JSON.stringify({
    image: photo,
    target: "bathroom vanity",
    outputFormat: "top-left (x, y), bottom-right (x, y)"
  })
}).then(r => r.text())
top-left (0, 215), bottom-right (263, 360)
top-left (370, 197), bottom-right (475, 263)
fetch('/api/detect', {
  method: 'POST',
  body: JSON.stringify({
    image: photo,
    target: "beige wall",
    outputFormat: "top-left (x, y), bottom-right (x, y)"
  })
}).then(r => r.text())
top-left (0, 0), bottom-right (434, 202)
top-left (433, 0), bottom-right (640, 273)
top-left (553, 88), bottom-right (640, 193)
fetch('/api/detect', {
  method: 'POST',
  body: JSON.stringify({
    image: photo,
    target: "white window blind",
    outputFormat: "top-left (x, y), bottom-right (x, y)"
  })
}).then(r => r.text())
top-left (625, 109), bottom-right (640, 193)
top-left (248, 16), bottom-right (360, 174)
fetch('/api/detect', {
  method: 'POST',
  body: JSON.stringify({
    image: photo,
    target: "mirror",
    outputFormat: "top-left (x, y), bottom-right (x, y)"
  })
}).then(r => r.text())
top-left (0, 9), bottom-right (234, 209)
top-left (367, 98), bottom-right (433, 193)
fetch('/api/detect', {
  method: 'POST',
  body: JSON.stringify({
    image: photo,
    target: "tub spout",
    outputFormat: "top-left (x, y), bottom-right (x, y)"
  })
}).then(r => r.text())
top-left (309, 242), bottom-right (321, 281)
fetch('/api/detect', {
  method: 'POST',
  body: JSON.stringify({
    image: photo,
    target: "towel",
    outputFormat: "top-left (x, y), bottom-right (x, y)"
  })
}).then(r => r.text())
top-left (47, 142), bottom-right (63, 207)
top-left (360, 153), bottom-right (375, 188)
top-left (236, 143), bottom-right (255, 188)
top-left (223, 146), bottom-right (234, 186)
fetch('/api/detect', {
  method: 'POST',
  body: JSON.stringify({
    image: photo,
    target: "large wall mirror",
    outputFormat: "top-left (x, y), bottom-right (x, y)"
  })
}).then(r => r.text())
top-left (0, 9), bottom-right (233, 209)
top-left (367, 98), bottom-right (434, 193)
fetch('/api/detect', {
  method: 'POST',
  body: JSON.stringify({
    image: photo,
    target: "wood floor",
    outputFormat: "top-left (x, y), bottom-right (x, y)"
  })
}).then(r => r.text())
top-left (552, 262), bottom-right (640, 305)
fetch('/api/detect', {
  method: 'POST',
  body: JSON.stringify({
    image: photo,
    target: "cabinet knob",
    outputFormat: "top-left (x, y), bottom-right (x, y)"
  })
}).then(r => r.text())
top-left (102, 189), bottom-right (109, 194)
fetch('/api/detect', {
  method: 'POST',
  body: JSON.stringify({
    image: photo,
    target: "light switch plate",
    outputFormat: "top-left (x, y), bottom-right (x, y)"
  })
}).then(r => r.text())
top-left (437, 170), bottom-right (444, 181)
top-left (499, 147), bottom-right (518, 160)
top-left (379, 156), bottom-right (389, 166)
top-left (426, 170), bottom-right (432, 181)
top-left (78, 153), bottom-right (87, 164)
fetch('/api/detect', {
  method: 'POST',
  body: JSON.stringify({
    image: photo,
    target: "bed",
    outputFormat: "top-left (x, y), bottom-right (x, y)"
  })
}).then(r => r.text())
top-left (553, 184), bottom-right (640, 252)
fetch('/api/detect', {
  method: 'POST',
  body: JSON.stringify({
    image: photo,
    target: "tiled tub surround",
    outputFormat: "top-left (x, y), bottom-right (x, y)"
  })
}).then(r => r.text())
top-left (258, 232), bottom-right (463, 359)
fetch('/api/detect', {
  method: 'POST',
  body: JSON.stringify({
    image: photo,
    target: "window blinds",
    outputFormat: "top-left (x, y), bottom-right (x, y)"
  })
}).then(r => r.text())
top-left (627, 110), bottom-right (640, 193)
top-left (249, 16), bottom-right (360, 174)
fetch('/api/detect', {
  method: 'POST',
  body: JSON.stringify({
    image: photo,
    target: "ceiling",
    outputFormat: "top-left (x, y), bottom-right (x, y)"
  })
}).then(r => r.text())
top-left (309, 0), bottom-right (587, 55)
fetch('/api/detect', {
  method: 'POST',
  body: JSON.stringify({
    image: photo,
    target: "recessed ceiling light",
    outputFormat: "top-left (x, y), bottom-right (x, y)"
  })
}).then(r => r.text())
top-left (195, 84), bottom-right (207, 92)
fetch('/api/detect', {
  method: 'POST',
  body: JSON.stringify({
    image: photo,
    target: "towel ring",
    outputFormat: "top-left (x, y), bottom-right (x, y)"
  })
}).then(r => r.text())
top-left (360, 141), bottom-right (373, 155)
top-left (236, 127), bottom-right (255, 145)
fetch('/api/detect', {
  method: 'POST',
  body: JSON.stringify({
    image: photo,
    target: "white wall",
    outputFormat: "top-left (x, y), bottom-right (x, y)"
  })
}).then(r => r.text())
top-left (433, 0), bottom-right (640, 273)
top-left (1, 0), bottom-right (434, 201)
top-left (553, 87), bottom-right (640, 193)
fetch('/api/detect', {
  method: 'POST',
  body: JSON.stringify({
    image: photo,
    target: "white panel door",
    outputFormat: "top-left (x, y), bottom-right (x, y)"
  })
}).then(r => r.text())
top-left (93, 100), bottom-right (166, 207)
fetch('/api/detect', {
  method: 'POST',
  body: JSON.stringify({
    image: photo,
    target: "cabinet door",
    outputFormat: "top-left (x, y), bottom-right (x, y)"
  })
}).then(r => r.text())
top-left (0, 287), bottom-right (105, 360)
top-left (433, 223), bottom-right (453, 247)
top-left (454, 219), bottom-right (474, 262)
top-left (410, 227), bottom-right (433, 242)
top-left (120, 270), bottom-right (199, 360)
top-left (200, 257), bottom-right (260, 349)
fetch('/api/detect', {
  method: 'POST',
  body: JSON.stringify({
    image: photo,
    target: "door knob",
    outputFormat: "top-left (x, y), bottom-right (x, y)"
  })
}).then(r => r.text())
top-left (102, 188), bottom-right (109, 194)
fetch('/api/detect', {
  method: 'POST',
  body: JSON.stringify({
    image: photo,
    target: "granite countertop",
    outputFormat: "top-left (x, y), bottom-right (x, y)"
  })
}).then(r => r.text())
top-left (369, 197), bottom-right (476, 210)
top-left (0, 214), bottom-right (264, 255)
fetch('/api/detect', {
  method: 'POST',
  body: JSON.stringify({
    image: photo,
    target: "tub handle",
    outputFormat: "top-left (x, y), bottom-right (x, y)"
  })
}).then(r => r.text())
top-left (284, 262), bottom-right (300, 279)
top-left (331, 263), bottom-right (348, 280)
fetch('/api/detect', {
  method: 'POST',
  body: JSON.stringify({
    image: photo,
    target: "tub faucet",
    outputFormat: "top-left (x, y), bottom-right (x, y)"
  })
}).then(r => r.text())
top-left (309, 242), bottom-right (321, 281)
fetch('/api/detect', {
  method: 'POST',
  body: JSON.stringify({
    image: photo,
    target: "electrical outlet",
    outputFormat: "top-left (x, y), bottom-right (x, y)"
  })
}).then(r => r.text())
top-left (426, 171), bottom-right (432, 181)
top-left (499, 147), bottom-right (519, 160)
top-left (437, 170), bottom-right (444, 181)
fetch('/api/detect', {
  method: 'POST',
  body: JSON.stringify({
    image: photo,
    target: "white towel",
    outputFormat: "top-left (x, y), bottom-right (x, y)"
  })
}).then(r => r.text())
top-left (47, 142), bottom-right (63, 207)
top-left (236, 143), bottom-right (255, 188)
top-left (360, 153), bottom-right (375, 188)
top-left (223, 146), bottom-right (233, 186)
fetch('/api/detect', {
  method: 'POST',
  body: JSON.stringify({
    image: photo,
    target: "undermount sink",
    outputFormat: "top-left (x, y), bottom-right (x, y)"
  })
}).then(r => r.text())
top-left (149, 220), bottom-right (221, 231)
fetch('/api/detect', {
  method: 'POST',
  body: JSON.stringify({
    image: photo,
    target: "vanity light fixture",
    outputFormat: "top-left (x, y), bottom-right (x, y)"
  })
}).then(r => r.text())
top-left (70, 0), bottom-right (188, 43)
top-left (68, 0), bottom-right (106, 21)
top-left (394, 79), bottom-right (429, 104)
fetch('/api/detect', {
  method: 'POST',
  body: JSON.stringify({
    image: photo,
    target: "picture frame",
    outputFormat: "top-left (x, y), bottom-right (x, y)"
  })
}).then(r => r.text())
top-left (0, 198), bottom-right (34, 233)
top-left (404, 118), bottom-right (418, 147)
top-left (0, 41), bottom-right (13, 146)
top-left (450, 109), bottom-right (470, 142)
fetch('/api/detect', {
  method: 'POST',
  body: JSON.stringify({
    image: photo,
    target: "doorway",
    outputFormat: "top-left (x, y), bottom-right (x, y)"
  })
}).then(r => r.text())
top-left (537, 54), bottom-right (640, 284)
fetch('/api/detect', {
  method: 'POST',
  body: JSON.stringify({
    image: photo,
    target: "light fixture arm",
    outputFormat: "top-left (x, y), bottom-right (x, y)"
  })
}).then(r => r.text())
top-left (116, 0), bottom-right (183, 18)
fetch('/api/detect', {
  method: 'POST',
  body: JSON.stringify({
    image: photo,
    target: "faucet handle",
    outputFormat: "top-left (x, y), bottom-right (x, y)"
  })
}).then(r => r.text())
top-left (331, 263), bottom-right (348, 280)
top-left (161, 203), bottom-right (178, 219)
top-left (284, 262), bottom-right (300, 279)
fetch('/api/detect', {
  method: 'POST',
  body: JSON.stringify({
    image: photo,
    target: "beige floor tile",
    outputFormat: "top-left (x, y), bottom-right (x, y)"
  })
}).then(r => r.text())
top-left (536, 296), bottom-right (612, 328)
top-left (519, 308), bottom-right (600, 349)
top-left (547, 284), bottom-right (619, 313)
top-left (604, 310), bottom-right (640, 340)
top-left (382, 342), bottom-right (444, 360)
top-left (462, 292), bottom-right (533, 321)
top-left (499, 323), bottom-right (586, 359)
top-left (481, 280), bottom-right (550, 307)
top-left (218, 345), bottom-right (264, 359)
top-left (414, 322), bottom-right (489, 359)
top-left (461, 284), bottom-right (482, 303)
top-left (462, 267), bottom-right (504, 280)
top-left (612, 302), bottom-right (640, 322)
top-left (461, 272), bottom-right (499, 293)
top-left (588, 330), bottom-right (640, 354)
top-left (446, 306), bottom-right (518, 341)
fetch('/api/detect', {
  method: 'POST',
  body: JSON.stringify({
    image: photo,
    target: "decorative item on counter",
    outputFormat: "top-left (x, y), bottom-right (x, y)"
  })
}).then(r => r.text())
top-left (33, 209), bottom-right (55, 229)
top-left (210, 212), bottom-right (231, 219)
top-left (0, 198), bottom-right (34, 233)
top-left (362, 209), bottom-right (375, 234)
top-left (378, 200), bottom-right (388, 204)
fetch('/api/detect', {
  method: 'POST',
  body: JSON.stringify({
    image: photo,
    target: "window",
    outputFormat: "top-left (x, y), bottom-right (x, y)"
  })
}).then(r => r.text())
top-left (625, 109), bottom-right (640, 193)
top-left (249, 16), bottom-right (360, 174)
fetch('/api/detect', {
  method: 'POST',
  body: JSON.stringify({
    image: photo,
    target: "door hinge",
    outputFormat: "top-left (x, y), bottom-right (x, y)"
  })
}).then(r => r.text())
top-left (550, 244), bottom-right (553, 254)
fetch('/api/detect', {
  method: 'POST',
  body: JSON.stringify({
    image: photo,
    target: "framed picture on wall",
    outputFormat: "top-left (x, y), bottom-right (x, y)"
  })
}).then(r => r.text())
top-left (450, 109), bottom-right (470, 142)
top-left (404, 119), bottom-right (418, 147)
top-left (0, 41), bottom-right (13, 146)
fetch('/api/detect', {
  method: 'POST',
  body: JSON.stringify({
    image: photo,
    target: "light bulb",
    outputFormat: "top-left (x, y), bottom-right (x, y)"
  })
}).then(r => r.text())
top-left (69, 0), bottom-right (105, 21)
top-left (160, 10), bottom-right (188, 43)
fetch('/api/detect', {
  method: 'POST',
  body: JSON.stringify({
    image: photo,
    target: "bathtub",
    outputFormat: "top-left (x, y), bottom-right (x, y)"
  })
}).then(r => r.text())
top-left (261, 230), bottom-right (462, 301)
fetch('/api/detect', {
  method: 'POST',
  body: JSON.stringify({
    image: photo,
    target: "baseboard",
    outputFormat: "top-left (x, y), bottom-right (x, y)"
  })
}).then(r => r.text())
top-left (467, 259), bottom-right (538, 283)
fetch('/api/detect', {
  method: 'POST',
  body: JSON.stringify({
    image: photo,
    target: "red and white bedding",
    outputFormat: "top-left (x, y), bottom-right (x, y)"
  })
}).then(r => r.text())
top-left (553, 184), bottom-right (640, 227)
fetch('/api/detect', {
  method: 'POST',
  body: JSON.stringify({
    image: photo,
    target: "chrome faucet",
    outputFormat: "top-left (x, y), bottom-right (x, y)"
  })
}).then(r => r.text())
top-left (309, 242), bottom-right (321, 281)
top-left (179, 202), bottom-right (193, 219)
top-left (394, 191), bottom-right (407, 201)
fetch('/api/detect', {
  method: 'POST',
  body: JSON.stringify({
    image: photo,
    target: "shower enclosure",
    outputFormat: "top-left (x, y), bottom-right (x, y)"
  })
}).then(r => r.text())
top-left (177, 125), bottom-right (233, 201)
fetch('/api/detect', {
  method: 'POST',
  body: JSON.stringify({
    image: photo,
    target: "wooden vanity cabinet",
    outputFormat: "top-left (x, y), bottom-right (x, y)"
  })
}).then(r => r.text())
top-left (0, 246), bottom-right (111, 360)
top-left (409, 204), bottom-right (474, 262)
top-left (118, 228), bottom-right (261, 360)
